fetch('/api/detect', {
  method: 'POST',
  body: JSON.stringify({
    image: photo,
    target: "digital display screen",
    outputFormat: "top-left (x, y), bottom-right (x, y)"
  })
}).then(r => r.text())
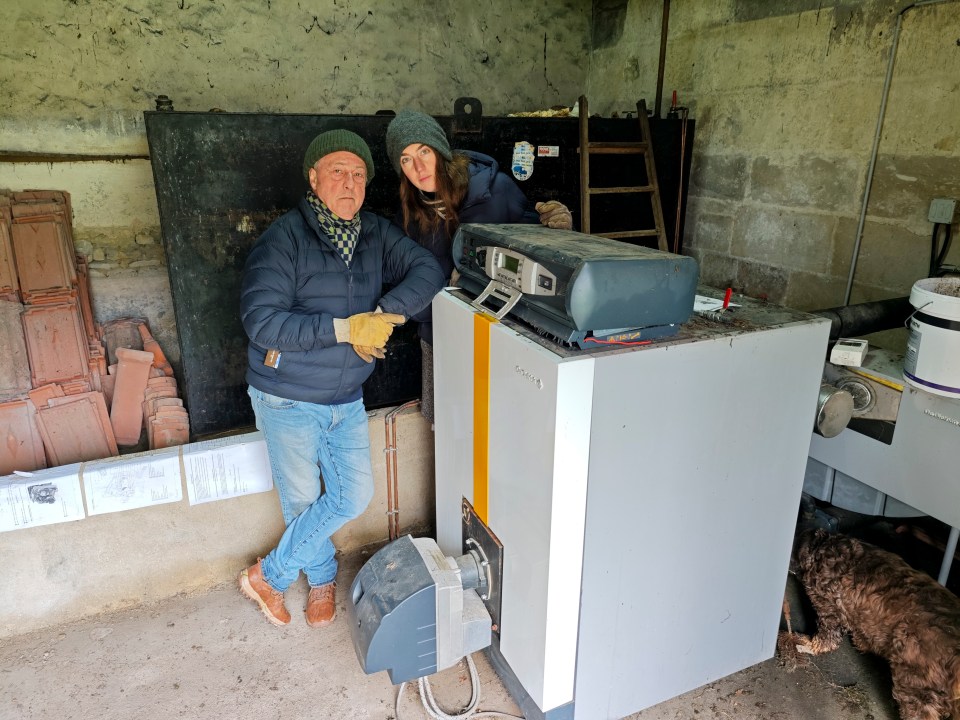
top-left (502, 254), bottom-right (520, 273)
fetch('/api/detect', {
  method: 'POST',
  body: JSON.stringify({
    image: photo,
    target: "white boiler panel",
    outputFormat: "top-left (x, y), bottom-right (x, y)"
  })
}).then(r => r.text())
top-left (433, 290), bottom-right (830, 720)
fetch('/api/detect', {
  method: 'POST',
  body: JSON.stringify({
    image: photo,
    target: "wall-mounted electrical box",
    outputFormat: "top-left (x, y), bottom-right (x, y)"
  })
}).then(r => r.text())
top-left (928, 198), bottom-right (956, 224)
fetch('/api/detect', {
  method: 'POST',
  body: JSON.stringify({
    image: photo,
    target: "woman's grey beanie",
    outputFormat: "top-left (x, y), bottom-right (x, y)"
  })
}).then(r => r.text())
top-left (385, 110), bottom-right (453, 176)
top-left (302, 129), bottom-right (375, 185)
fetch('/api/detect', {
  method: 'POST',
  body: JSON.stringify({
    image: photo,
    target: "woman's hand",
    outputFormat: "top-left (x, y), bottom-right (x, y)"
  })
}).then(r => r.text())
top-left (536, 200), bottom-right (573, 230)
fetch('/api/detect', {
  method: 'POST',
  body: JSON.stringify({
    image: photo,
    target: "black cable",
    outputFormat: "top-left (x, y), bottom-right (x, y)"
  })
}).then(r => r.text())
top-left (935, 223), bottom-right (953, 271)
top-left (930, 222), bottom-right (941, 276)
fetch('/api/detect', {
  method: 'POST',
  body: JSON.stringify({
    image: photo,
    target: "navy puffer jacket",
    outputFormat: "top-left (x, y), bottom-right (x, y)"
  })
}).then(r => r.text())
top-left (406, 151), bottom-right (538, 343)
top-left (241, 197), bottom-right (444, 405)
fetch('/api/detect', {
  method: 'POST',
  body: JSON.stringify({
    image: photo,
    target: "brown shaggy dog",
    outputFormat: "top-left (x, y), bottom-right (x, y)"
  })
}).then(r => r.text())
top-left (792, 529), bottom-right (960, 720)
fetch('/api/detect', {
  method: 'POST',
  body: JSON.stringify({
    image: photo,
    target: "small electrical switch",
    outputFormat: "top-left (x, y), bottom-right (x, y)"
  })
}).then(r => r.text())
top-left (928, 198), bottom-right (956, 224)
top-left (830, 338), bottom-right (868, 367)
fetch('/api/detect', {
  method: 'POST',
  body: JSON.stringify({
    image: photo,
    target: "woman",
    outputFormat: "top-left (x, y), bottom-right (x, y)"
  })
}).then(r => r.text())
top-left (385, 109), bottom-right (572, 423)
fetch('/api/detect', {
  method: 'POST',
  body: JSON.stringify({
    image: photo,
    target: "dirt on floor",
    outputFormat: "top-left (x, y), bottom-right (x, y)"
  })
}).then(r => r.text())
top-left (0, 558), bottom-right (901, 720)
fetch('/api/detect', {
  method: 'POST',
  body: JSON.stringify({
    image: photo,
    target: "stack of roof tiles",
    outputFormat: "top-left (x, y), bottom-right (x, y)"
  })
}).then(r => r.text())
top-left (0, 190), bottom-right (189, 476)
top-left (102, 318), bottom-right (190, 451)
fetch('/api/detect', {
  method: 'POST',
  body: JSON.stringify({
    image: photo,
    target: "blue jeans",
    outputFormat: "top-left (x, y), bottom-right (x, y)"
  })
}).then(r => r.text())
top-left (248, 387), bottom-right (374, 591)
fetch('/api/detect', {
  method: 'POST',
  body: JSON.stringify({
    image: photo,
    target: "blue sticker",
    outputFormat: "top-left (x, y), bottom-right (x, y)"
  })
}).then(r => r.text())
top-left (511, 141), bottom-right (535, 181)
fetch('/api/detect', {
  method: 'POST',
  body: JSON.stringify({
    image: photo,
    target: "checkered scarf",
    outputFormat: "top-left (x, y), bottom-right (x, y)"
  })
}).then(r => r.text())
top-left (306, 191), bottom-right (361, 266)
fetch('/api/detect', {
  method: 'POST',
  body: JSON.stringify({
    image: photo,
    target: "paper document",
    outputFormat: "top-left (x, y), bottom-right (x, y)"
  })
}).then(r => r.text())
top-left (694, 294), bottom-right (740, 312)
top-left (0, 465), bottom-right (85, 532)
top-left (83, 449), bottom-right (183, 515)
top-left (183, 432), bottom-right (273, 505)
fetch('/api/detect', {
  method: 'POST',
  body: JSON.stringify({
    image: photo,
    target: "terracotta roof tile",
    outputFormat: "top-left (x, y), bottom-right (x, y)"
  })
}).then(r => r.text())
top-left (148, 416), bottom-right (189, 450)
top-left (36, 392), bottom-right (118, 465)
top-left (142, 396), bottom-right (183, 427)
top-left (109, 347), bottom-right (154, 446)
top-left (101, 318), bottom-right (144, 367)
top-left (27, 383), bottom-right (65, 407)
top-left (0, 300), bottom-right (32, 399)
top-left (0, 205), bottom-right (18, 300)
top-left (21, 302), bottom-right (90, 387)
top-left (11, 212), bottom-right (76, 301)
top-left (138, 322), bottom-right (174, 377)
top-left (100, 374), bottom-right (116, 410)
top-left (0, 398), bottom-right (47, 473)
top-left (75, 254), bottom-right (97, 343)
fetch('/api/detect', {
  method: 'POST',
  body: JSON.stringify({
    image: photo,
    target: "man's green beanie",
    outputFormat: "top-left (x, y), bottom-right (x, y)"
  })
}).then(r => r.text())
top-left (385, 110), bottom-right (453, 176)
top-left (302, 129), bottom-right (375, 185)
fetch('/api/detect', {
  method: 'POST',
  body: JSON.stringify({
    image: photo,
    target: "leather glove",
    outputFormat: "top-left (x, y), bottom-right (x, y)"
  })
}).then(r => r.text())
top-left (334, 311), bottom-right (405, 349)
top-left (536, 200), bottom-right (573, 230)
top-left (353, 345), bottom-right (386, 363)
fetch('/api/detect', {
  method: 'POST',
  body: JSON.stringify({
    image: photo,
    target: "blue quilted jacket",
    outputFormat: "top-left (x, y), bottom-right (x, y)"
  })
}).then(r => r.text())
top-left (241, 197), bottom-right (444, 404)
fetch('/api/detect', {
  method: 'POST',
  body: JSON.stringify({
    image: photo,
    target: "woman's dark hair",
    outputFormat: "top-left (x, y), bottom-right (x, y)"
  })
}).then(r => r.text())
top-left (399, 151), bottom-right (470, 238)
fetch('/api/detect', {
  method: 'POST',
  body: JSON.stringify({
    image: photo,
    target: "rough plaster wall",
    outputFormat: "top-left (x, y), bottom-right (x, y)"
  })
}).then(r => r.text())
top-left (0, 0), bottom-right (591, 365)
top-left (2, 0), bottom-right (590, 150)
top-left (587, 0), bottom-right (960, 333)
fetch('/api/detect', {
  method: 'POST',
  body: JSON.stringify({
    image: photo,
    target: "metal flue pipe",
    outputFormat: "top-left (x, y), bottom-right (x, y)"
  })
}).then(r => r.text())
top-left (813, 296), bottom-right (912, 344)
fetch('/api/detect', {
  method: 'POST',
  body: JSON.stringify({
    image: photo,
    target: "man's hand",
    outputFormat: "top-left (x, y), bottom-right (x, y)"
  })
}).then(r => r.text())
top-left (335, 311), bottom-right (405, 349)
top-left (353, 345), bottom-right (386, 363)
top-left (536, 200), bottom-right (573, 230)
top-left (349, 311), bottom-right (404, 346)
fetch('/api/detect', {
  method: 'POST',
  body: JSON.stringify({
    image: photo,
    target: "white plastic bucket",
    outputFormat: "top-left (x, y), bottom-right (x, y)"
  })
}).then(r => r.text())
top-left (903, 277), bottom-right (960, 397)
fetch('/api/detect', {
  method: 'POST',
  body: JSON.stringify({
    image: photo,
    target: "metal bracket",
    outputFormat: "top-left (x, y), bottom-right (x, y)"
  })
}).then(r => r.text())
top-left (471, 279), bottom-right (521, 320)
top-left (462, 498), bottom-right (503, 634)
top-left (452, 97), bottom-right (483, 134)
top-left (465, 537), bottom-right (492, 600)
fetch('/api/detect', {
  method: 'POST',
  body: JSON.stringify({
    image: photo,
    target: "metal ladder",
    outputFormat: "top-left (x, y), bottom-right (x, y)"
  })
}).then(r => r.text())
top-left (578, 95), bottom-right (668, 251)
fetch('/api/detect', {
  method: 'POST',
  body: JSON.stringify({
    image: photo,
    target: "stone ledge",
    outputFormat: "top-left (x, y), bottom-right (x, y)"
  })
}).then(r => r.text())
top-left (1, 405), bottom-right (434, 639)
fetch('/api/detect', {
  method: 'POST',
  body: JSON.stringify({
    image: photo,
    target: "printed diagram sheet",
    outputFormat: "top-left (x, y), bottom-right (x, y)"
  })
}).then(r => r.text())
top-left (83, 449), bottom-right (183, 516)
top-left (0, 465), bottom-right (85, 532)
top-left (182, 433), bottom-right (273, 505)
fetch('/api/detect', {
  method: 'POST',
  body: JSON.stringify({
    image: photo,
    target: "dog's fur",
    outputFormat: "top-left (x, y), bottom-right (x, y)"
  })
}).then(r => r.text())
top-left (792, 529), bottom-right (960, 720)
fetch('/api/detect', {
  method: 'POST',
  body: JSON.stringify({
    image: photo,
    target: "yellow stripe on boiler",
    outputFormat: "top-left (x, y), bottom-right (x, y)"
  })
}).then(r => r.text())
top-left (472, 311), bottom-right (496, 524)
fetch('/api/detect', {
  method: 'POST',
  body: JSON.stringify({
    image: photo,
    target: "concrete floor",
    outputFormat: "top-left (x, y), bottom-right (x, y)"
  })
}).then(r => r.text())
top-left (0, 550), bottom-right (901, 720)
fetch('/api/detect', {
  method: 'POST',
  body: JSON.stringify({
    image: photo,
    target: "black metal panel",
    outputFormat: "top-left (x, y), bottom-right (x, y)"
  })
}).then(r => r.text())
top-left (447, 112), bottom-right (694, 245)
top-left (144, 101), bottom-right (694, 438)
top-left (462, 498), bottom-right (504, 636)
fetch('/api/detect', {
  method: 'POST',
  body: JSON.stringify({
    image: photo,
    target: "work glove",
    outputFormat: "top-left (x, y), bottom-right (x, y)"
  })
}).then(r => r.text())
top-left (334, 311), bottom-right (405, 352)
top-left (536, 200), bottom-right (573, 230)
top-left (352, 345), bottom-right (387, 363)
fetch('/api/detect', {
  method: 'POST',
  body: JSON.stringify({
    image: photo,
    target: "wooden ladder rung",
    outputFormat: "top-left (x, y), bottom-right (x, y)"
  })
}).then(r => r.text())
top-left (596, 229), bottom-right (662, 239)
top-left (578, 94), bottom-right (668, 251)
top-left (588, 185), bottom-right (655, 195)
top-left (585, 142), bottom-right (649, 154)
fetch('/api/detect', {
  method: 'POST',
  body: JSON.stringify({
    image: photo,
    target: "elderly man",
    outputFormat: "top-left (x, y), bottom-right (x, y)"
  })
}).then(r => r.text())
top-left (238, 129), bottom-right (444, 628)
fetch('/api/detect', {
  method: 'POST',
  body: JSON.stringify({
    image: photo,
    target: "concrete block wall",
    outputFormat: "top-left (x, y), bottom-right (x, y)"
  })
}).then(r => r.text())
top-left (588, 0), bottom-right (960, 337)
top-left (1, 407), bottom-right (434, 639)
